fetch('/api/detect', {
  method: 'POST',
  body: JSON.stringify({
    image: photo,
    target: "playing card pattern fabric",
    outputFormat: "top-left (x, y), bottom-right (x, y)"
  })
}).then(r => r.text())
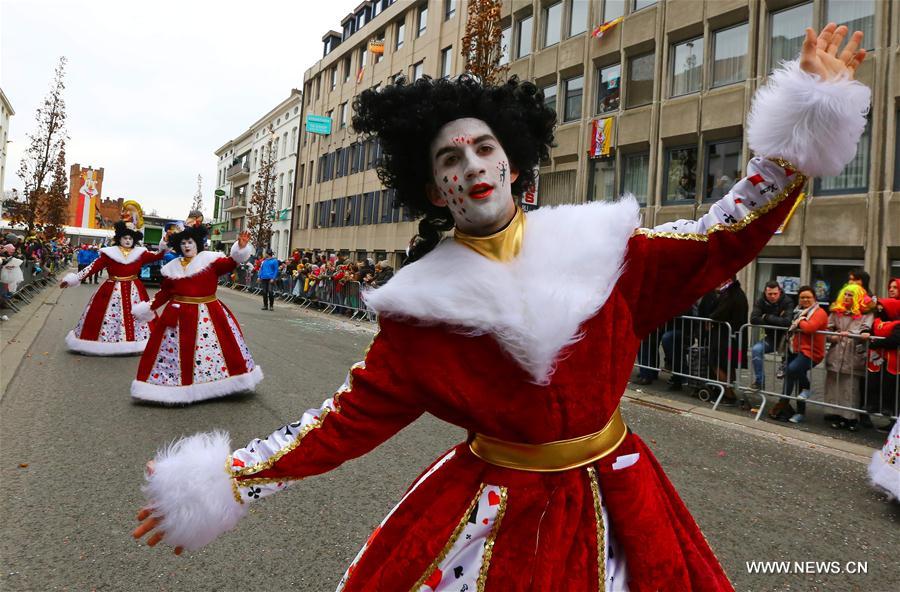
top-left (868, 420), bottom-right (900, 500)
top-left (64, 246), bottom-right (163, 355)
top-left (132, 245), bottom-right (261, 403)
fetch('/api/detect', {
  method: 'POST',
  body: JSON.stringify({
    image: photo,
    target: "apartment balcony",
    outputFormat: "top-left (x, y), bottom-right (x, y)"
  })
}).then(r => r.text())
top-left (223, 196), bottom-right (247, 212)
top-left (219, 229), bottom-right (239, 242)
top-left (226, 160), bottom-right (250, 181)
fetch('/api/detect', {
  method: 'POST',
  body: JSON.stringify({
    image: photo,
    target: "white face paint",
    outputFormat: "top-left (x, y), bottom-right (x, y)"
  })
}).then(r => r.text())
top-left (428, 118), bottom-right (519, 235)
top-left (119, 236), bottom-right (134, 248)
top-left (180, 238), bottom-right (198, 258)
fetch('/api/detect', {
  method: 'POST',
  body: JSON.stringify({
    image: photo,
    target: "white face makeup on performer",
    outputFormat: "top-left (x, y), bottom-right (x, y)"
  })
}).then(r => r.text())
top-left (180, 238), bottom-right (198, 258)
top-left (428, 117), bottom-right (519, 235)
top-left (120, 236), bottom-right (134, 248)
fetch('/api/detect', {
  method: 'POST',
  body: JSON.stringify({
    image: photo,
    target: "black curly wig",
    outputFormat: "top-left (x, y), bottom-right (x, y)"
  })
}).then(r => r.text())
top-left (167, 225), bottom-right (208, 257)
top-left (113, 221), bottom-right (143, 246)
top-left (352, 75), bottom-right (556, 262)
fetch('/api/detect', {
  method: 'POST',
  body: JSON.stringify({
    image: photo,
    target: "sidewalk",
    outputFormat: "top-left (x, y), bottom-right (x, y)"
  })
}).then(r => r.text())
top-left (0, 281), bottom-right (62, 400)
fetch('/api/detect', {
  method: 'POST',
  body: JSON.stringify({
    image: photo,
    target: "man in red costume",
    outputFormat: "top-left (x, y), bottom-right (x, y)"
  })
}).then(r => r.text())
top-left (134, 25), bottom-right (868, 591)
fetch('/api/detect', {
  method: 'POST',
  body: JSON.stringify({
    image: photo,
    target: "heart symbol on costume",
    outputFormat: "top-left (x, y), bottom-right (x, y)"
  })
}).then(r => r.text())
top-left (232, 458), bottom-right (245, 467)
top-left (424, 568), bottom-right (442, 589)
top-left (203, 318), bottom-right (209, 322)
top-left (205, 356), bottom-right (211, 361)
top-left (482, 518), bottom-right (488, 525)
top-left (152, 373), bottom-right (159, 378)
top-left (221, 366), bottom-right (227, 371)
top-left (488, 490), bottom-right (500, 506)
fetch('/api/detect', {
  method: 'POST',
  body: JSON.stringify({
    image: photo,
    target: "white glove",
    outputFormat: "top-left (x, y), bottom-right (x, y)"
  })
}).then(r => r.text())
top-left (132, 301), bottom-right (155, 323)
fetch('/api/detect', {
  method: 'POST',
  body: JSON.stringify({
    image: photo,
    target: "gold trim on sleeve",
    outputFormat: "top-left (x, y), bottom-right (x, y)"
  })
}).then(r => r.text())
top-left (587, 466), bottom-right (607, 591)
top-left (476, 486), bottom-right (508, 592)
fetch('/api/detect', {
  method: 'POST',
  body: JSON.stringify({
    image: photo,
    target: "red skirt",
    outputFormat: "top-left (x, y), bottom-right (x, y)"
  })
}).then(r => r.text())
top-left (66, 278), bottom-right (152, 355)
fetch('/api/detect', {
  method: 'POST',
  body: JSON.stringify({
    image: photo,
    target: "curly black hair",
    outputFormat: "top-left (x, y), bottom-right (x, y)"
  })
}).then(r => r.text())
top-left (112, 221), bottom-right (143, 246)
top-left (166, 225), bottom-right (208, 256)
top-left (352, 75), bottom-right (556, 263)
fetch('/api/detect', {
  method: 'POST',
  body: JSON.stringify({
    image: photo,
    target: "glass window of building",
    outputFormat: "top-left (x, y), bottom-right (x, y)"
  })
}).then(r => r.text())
top-left (605, 0), bottom-right (625, 21)
top-left (339, 103), bottom-right (347, 128)
top-left (544, 2), bottom-right (562, 48)
top-left (711, 23), bottom-right (748, 87)
top-left (596, 63), bottom-right (621, 113)
top-left (445, 0), bottom-right (456, 20)
top-left (664, 146), bottom-right (698, 202)
top-left (634, 0), bottom-right (657, 10)
top-left (768, 2), bottom-right (812, 72)
top-left (589, 158), bottom-right (616, 201)
top-left (563, 75), bottom-right (584, 121)
top-left (374, 32), bottom-right (385, 63)
top-left (542, 83), bottom-right (558, 112)
top-left (755, 257), bottom-right (802, 298)
top-left (360, 47), bottom-right (367, 68)
top-left (418, 5), bottom-right (428, 36)
top-left (810, 259), bottom-right (864, 304)
top-left (626, 52), bottom-right (654, 108)
top-left (499, 26), bottom-right (512, 65)
top-left (517, 14), bottom-right (534, 58)
top-left (440, 46), bottom-right (453, 78)
top-left (412, 60), bottom-right (424, 80)
top-left (622, 153), bottom-right (649, 204)
top-left (569, 0), bottom-right (588, 37)
top-left (825, 0), bottom-right (874, 50)
top-left (895, 108), bottom-right (900, 191)
top-left (704, 139), bottom-right (742, 201)
top-left (330, 67), bottom-right (337, 90)
top-left (671, 37), bottom-right (704, 97)
top-left (343, 57), bottom-right (352, 82)
top-left (396, 20), bottom-right (406, 50)
top-left (815, 118), bottom-right (870, 195)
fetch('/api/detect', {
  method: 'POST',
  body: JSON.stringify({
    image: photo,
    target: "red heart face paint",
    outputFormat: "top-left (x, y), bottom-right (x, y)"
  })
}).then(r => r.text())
top-left (429, 118), bottom-right (517, 234)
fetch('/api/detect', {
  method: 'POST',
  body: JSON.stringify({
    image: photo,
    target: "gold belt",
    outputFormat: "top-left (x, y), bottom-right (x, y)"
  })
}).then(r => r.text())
top-left (111, 275), bottom-right (138, 281)
top-left (173, 295), bottom-right (218, 304)
top-left (468, 408), bottom-right (628, 472)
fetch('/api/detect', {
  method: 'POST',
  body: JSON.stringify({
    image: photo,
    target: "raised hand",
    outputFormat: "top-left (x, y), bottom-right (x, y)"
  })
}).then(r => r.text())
top-left (800, 23), bottom-right (866, 81)
top-left (131, 460), bottom-right (183, 555)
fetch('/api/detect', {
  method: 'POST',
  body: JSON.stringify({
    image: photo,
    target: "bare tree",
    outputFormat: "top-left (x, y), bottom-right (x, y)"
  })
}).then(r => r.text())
top-left (247, 128), bottom-right (276, 253)
top-left (191, 173), bottom-right (204, 214)
top-left (39, 145), bottom-right (70, 238)
top-left (460, 0), bottom-right (507, 85)
top-left (14, 56), bottom-right (68, 233)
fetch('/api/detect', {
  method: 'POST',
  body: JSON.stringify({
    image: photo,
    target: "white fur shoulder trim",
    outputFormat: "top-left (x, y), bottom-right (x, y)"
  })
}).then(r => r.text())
top-left (161, 250), bottom-right (225, 279)
top-left (142, 431), bottom-right (249, 551)
top-left (747, 60), bottom-right (870, 177)
top-left (364, 199), bottom-right (641, 383)
top-left (100, 246), bottom-right (146, 265)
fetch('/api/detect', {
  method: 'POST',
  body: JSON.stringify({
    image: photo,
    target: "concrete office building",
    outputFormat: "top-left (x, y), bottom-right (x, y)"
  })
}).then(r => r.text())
top-left (291, 0), bottom-right (900, 299)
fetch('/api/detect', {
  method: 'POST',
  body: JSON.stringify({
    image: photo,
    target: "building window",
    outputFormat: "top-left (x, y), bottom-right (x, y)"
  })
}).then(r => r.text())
top-left (815, 118), bottom-right (871, 195)
top-left (440, 46), bottom-right (453, 78)
top-left (569, 0), bottom-right (588, 37)
top-left (542, 83), bottom-right (558, 112)
top-left (711, 23), bottom-right (748, 88)
top-left (588, 158), bottom-right (616, 201)
top-left (299, 163), bottom-right (305, 188)
top-left (671, 37), bottom-right (703, 97)
top-left (445, 0), bottom-right (456, 20)
top-left (626, 52), bottom-right (654, 108)
top-left (704, 139), bottom-right (742, 201)
top-left (622, 152), bottom-right (649, 204)
top-left (418, 5), bottom-right (428, 36)
top-left (543, 2), bottom-right (562, 48)
top-left (895, 108), bottom-right (900, 191)
top-left (563, 75), bottom-right (584, 122)
top-left (634, 0), bottom-right (657, 10)
top-left (330, 67), bottom-right (337, 90)
top-left (825, 0), bottom-right (874, 50)
top-left (664, 145), bottom-right (698, 202)
top-left (756, 257), bottom-right (802, 298)
top-left (374, 32), bottom-right (385, 64)
top-left (596, 63), bottom-right (621, 114)
top-left (605, 0), bottom-right (625, 21)
top-left (344, 57), bottom-right (352, 82)
top-left (396, 20), bottom-right (406, 50)
top-left (769, 2), bottom-right (812, 72)
top-left (360, 47), bottom-right (367, 68)
top-left (412, 60), bottom-right (424, 80)
top-left (499, 26), bottom-right (512, 65)
top-left (811, 258), bottom-right (864, 304)
top-left (517, 14), bottom-right (534, 58)
top-left (339, 103), bottom-right (347, 128)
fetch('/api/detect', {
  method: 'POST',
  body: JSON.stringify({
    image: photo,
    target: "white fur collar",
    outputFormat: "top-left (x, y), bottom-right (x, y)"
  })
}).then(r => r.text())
top-left (364, 198), bottom-right (641, 383)
top-left (100, 245), bottom-right (146, 264)
top-left (161, 251), bottom-right (225, 279)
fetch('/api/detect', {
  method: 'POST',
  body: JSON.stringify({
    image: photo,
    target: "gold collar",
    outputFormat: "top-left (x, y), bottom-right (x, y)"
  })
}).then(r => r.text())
top-left (118, 246), bottom-right (133, 257)
top-left (454, 207), bottom-right (525, 262)
top-left (179, 256), bottom-right (193, 269)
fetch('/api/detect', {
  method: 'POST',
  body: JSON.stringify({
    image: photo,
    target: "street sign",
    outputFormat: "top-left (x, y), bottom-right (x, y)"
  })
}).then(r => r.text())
top-left (306, 114), bottom-right (332, 135)
top-left (215, 189), bottom-right (226, 196)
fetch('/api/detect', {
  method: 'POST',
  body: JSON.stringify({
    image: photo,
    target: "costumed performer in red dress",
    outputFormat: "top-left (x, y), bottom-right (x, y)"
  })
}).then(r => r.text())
top-left (130, 227), bottom-right (261, 404)
top-left (133, 25), bottom-right (869, 591)
top-left (59, 221), bottom-right (166, 355)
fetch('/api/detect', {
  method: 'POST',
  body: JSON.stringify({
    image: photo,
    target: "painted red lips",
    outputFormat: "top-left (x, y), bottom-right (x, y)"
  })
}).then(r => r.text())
top-left (469, 183), bottom-right (494, 200)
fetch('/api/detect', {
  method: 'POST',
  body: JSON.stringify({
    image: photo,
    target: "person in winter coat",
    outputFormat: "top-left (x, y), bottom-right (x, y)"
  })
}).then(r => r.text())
top-left (749, 282), bottom-right (794, 389)
top-left (76, 245), bottom-right (93, 283)
top-left (701, 277), bottom-right (749, 405)
top-left (371, 260), bottom-right (394, 288)
top-left (823, 283), bottom-right (874, 430)
top-left (257, 250), bottom-right (279, 311)
top-left (865, 297), bottom-right (900, 425)
top-left (771, 285), bottom-right (829, 423)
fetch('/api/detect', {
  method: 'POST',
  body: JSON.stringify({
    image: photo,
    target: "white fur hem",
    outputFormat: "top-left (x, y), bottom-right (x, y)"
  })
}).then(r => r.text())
top-left (65, 330), bottom-right (147, 355)
top-left (131, 366), bottom-right (264, 404)
top-left (747, 60), bottom-right (870, 177)
top-left (62, 272), bottom-right (80, 288)
top-left (143, 431), bottom-right (248, 550)
top-left (230, 242), bottom-right (253, 264)
top-left (868, 449), bottom-right (899, 501)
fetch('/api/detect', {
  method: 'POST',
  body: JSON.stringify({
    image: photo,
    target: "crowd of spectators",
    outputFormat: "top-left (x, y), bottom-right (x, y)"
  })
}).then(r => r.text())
top-left (1, 232), bottom-right (71, 317)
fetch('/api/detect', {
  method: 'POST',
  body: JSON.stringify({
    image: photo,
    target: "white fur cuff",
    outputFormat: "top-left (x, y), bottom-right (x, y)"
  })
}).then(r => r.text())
top-left (132, 301), bottom-right (155, 323)
top-left (747, 60), bottom-right (870, 177)
top-left (62, 272), bottom-right (80, 287)
top-left (143, 431), bottom-right (248, 551)
top-left (230, 242), bottom-right (253, 264)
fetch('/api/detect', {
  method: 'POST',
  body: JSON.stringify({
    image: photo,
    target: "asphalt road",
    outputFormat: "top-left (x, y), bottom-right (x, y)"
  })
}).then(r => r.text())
top-left (1, 283), bottom-right (897, 592)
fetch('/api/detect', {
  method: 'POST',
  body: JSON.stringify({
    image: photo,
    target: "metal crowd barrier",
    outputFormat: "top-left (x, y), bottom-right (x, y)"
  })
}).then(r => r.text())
top-left (2, 258), bottom-right (61, 313)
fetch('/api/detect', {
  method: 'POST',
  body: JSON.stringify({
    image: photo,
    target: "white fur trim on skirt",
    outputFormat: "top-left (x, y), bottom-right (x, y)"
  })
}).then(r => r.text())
top-left (65, 330), bottom-right (148, 356)
top-left (131, 365), bottom-right (264, 404)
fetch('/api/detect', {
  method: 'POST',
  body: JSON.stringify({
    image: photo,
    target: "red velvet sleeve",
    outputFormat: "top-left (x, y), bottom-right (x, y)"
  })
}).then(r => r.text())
top-left (74, 253), bottom-right (109, 281)
top-left (140, 249), bottom-right (167, 264)
top-left (620, 157), bottom-right (806, 338)
top-left (228, 318), bottom-right (423, 504)
top-left (211, 256), bottom-right (238, 276)
top-left (149, 278), bottom-right (174, 310)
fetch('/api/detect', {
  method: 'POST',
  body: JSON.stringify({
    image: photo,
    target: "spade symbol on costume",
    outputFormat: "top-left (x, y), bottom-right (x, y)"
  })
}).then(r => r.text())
top-left (283, 425), bottom-right (293, 437)
top-left (454, 566), bottom-right (464, 579)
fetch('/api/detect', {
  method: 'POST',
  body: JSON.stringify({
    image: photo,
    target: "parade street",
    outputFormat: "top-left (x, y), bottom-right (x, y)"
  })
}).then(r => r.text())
top-left (1, 283), bottom-right (898, 592)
